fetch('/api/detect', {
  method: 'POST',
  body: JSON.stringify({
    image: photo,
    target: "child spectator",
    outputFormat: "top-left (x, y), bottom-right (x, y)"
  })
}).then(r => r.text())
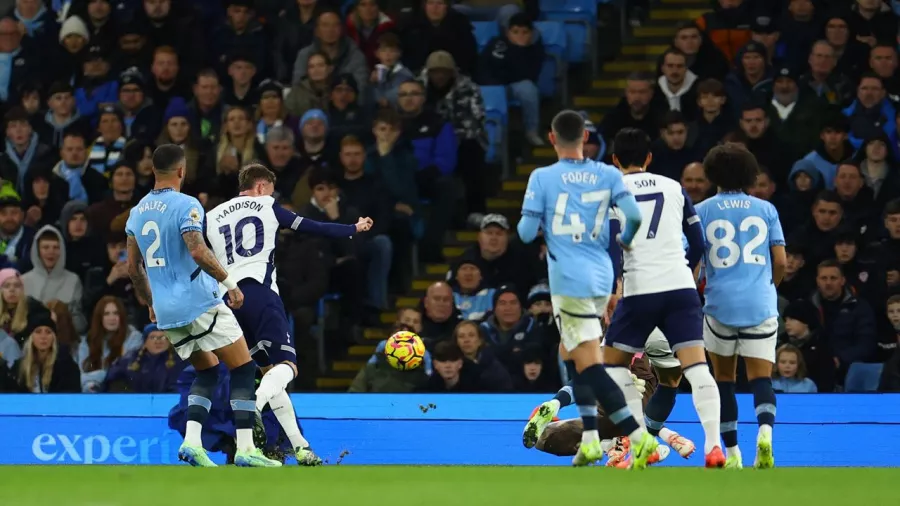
top-left (369, 32), bottom-right (413, 109)
top-left (9, 313), bottom-right (80, 393)
top-left (513, 348), bottom-right (560, 393)
top-left (477, 13), bottom-right (545, 146)
top-left (21, 226), bottom-right (87, 333)
top-left (102, 323), bottom-right (185, 393)
top-left (346, 0), bottom-right (396, 70)
top-left (449, 258), bottom-right (495, 321)
top-left (879, 295), bottom-right (900, 391)
top-left (453, 320), bottom-right (512, 391)
top-left (78, 295), bottom-right (143, 392)
top-left (421, 340), bottom-right (483, 392)
top-left (772, 344), bottom-right (818, 393)
top-left (688, 78), bottom-right (731, 156)
top-left (22, 166), bottom-right (69, 230)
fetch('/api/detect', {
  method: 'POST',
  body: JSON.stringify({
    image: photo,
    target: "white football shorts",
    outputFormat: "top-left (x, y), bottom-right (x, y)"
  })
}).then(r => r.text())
top-left (702, 315), bottom-right (779, 363)
top-left (165, 303), bottom-right (243, 360)
top-left (552, 295), bottom-right (608, 352)
top-left (644, 328), bottom-right (682, 369)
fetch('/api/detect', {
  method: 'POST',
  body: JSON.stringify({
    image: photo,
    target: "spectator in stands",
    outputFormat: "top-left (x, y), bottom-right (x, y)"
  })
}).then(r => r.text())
top-left (272, 0), bottom-right (321, 82)
top-left (53, 15), bottom-right (89, 84)
top-left (858, 133), bottom-right (900, 212)
top-left (328, 73), bottom-right (370, 145)
top-left (599, 72), bottom-right (665, 145)
top-left (86, 162), bottom-right (136, 237)
top-left (669, 22), bottom-right (729, 81)
top-left (223, 52), bottom-right (257, 109)
top-left (689, 78), bottom-right (731, 155)
top-left (78, 295), bottom-right (142, 392)
top-left (348, 347), bottom-right (428, 391)
top-left (149, 46), bottom-right (192, 113)
top-left (779, 244), bottom-right (815, 301)
top-left (724, 42), bottom-right (773, 113)
top-left (420, 281), bottom-right (463, 347)
top-left (514, 348), bottom-right (560, 393)
top-left (421, 50), bottom-right (488, 218)
top-left (656, 48), bottom-right (698, 121)
top-left (211, 0), bottom-right (267, 78)
top-left (749, 168), bottom-right (781, 209)
top-left (47, 298), bottom-right (79, 359)
top-left (449, 258), bottom-right (494, 321)
top-left (879, 295), bottom-right (900, 391)
top-left (749, 16), bottom-right (781, 64)
top-left (779, 298), bottom-right (835, 391)
top-left (5, 313), bottom-right (80, 393)
top-left (22, 225), bottom-right (86, 332)
top-left (346, 0), bottom-right (395, 70)
top-left (812, 259), bottom-right (879, 382)
top-left (396, 78), bottom-right (456, 262)
top-left (292, 10), bottom-right (369, 99)
top-left (458, 213), bottom-right (539, 290)
top-left (869, 44), bottom-right (900, 99)
top-left (111, 19), bottom-right (152, 78)
top-left (779, 0), bottom-right (819, 74)
top-left (286, 51), bottom-right (334, 118)
top-left (400, 0), bottom-right (478, 77)
top-left (0, 267), bottom-right (27, 348)
top-left (766, 65), bottom-right (826, 164)
top-left (102, 323), bottom-right (183, 393)
top-left (0, 17), bottom-right (42, 110)
top-left (22, 166), bottom-right (68, 230)
top-left (421, 340), bottom-right (484, 392)
top-left (370, 33), bottom-right (413, 109)
top-left (834, 162), bottom-right (876, 234)
top-left (208, 106), bottom-right (262, 201)
top-left (117, 69), bottom-right (161, 142)
top-left (738, 104), bottom-right (790, 184)
top-left (75, 45), bottom-right (117, 123)
top-left (155, 98), bottom-right (207, 198)
top-left (0, 321), bottom-right (19, 366)
top-left (847, 0), bottom-right (896, 46)
top-left (259, 127), bottom-right (301, 203)
top-left (790, 191), bottom-right (845, 268)
top-left (479, 284), bottom-right (542, 370)
top-left (59, 200), bottom-right (102, 280)
top-left (69, 0), bottom-right (115, 51)
top-left (844, 74), bottom-right (899, 158)
top-left (5, 106), bottom-right (53, 194)
top-left (799, 40), bottom-right (855, 108)
top-left (134, 0), bottom-right (206, 73)
top-left (453, 319), bottom-right (512, 391)
top-left (872, 199), bottom-right (900, 288)
top-left (52, 131), bottom-right (108, 204)
top-left (680, 161), bottom-right (711, 204)
top-left (694, 0), bottom-right (752, 63)
top-left (36, 81), bottom-right (91, 150)
top-left (188, 69), bottom-right (225, 145)
top-left (478, 13), bottom-right (544, 146)
top-left (83, 231), bottom-right (140, 323)
top-left (254, 80), bottom-right (299, 146)
top-left (0, 192), bottom-right (34, 270)
top-left (87, 105), bottom-right (127, 175)
top-left (802, 116), bottom-right (853, 189)
top-left (650, 111), bottom-right (697, 181)
top-left (772, 344), bottom-right (818, 393)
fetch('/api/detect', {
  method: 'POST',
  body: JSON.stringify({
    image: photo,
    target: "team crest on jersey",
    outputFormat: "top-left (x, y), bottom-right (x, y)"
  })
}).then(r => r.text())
top-left (189, 208), bottom-right (202, 225)
top-left (859, 271), bottom-right (869, 283)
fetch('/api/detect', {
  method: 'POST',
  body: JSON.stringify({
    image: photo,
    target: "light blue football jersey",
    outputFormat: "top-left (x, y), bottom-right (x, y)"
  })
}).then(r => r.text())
top-left (695, 192), bottom-right (785, 327)
top-left (521, 159), bottom-right (631, 298)
top-left (125, 189), bottom-right (221, 330)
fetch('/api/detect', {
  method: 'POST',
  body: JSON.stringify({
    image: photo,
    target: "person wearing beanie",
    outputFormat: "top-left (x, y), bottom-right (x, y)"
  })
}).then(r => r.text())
top-left (55, 15), bottom-right (90, 83)
top-left (35, 81), bottom-right (91, 150)
top-left (724, 41), bottom-right (774, 114)
top-left (156, 97), bottom-right (204, 196)
top-left (449, 258), bottom-right (495, 321)
top-left (290, 10), bottom-right (369, 97)
top-left (6, 310), bottom-right (80, 393)
top-left (0, 192), bottom-right (36, 272)
top-left (525, 282), bottom-right (551, 315)
top-left (75, 44), bottom-right (119, 124)
top-left (255, 79), bottom-right (300, 145)
top-left (117, 69), bottom-right (162, 143)
top-left (101, 323), bottom-right (185, 393)
top-left (480, 284), bottom-right (544, 369)
top-left (778, 298), bottom-right (834, 392)
top-left (327, 73), bottom-right (369, 148)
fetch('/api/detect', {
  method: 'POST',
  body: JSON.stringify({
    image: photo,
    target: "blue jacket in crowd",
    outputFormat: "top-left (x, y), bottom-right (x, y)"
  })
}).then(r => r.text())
top-left (402, 109), bottom-right (458, 176)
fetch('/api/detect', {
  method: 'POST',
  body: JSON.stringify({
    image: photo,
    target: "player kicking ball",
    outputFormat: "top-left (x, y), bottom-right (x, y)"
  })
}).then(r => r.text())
top-left (126, 145), bottom-right (280, 467)
top-left (694, 144), bottom-right (786, 469)
top-left (207, 163), bottom-right (373, 466)
top-left (518, 111), bottom-right (657, 469)
top-left (601, 128), bottom-right (725, 467)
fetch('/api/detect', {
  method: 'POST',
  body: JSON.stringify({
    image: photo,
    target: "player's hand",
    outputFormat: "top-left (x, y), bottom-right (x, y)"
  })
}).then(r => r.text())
top-left (631, 373), bottom-right (646, 395)
top-left (616, 234), bottom-right (632, 251)
top-left (355, 217), bottom-right (373, 233)
top-left (227, 286), bottom-right (245, 309)
top-left (148, 306), bottom-right (157, 323)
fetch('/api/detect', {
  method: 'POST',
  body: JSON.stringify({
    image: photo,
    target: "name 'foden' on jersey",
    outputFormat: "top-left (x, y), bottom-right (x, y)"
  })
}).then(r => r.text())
top-left (213, 199), bottom-right (265, 223)
top-left (561, 171), bottom-right (599, 186)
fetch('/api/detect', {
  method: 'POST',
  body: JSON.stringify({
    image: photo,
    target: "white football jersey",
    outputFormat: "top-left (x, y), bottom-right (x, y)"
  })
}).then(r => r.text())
top-left (611, 172), bottom-right (697, 297)
top-left (206, 195), bottom-right (290, 295)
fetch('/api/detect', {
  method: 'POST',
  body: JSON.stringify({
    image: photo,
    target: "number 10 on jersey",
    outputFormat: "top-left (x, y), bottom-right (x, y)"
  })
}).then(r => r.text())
top-left (551, 190), bottom-right (611, 243)
top-left (218, 216), bottom-right (264, 265)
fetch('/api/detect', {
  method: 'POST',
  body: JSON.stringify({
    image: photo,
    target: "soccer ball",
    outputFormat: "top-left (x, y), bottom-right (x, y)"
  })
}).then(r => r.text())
top-left (384, 331), bottom-right (426, 371)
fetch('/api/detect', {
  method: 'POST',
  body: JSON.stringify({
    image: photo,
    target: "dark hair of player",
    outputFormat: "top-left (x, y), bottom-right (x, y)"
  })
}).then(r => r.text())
top-left (702, 142), bottom-right (758, 191)
top-left (550, 109), bottom-right (585, 146)
top-left (152, 144), bottom-right (186, 174)
top-left (238, 163), bottom-right (276, 191)
top-left (612, 128), bottom-right (651, 168)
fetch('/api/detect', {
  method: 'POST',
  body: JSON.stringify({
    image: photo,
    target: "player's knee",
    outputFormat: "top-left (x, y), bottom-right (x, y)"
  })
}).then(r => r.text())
top-left (229, 361), bottom-right (257, 399)
top-left (280, 360), bottom-right (298, 378)
top-left (195, 365), bottom-right (219, 390)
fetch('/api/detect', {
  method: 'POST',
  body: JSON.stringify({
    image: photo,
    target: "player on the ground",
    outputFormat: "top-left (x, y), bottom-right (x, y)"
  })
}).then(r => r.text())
top-left (695, 144), bottom-right (786, 469)
top-left (598, 128), bottom-right (725, 467)
top-left (126, 144), bottom-right (280, 467)
top-left (206, 163), bottom-right (372, 466)
top-left (517, 110), bottom-right (658, 469)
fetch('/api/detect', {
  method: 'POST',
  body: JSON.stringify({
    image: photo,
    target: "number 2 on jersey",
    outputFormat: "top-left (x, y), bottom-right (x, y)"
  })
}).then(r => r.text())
top-left (141, 221), bottom-right (166, 268)
top-left (706, 217), bottom-right (768, 268)
top-left (218, 216), bottom-right (265, 265)
top-left (551, 190), bottom-right (611, 243)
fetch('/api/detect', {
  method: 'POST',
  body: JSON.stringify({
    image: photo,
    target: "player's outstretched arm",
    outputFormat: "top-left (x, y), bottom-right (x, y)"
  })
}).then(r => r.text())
top-left (126, 235), bottom-right (152, 306)
top-left (273, 204), bottom-right (364, 237)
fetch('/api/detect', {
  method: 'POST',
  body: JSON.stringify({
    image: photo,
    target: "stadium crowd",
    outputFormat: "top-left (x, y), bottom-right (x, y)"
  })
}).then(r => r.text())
top-left (0, 0), bottom-right (895, 397)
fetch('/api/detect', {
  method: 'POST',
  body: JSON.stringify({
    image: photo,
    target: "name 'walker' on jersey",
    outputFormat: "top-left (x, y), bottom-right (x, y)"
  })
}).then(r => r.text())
top-left (695, 192), bottom-right (785, 328)
top-left (521, 158), bottom-right (632, 298)
top-left (125, 189), bottom-right (221, 329)
top-left (611, 172), bottom-right (699, 297)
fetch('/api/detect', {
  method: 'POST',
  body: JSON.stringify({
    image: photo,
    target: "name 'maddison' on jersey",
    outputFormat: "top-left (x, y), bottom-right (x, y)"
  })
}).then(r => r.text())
top-left (125, 189), bottom-right (221, 330)
top-left (695, 193), bottom-right (786, 328)
top-left (610, 172), bottom-right (699, 297)
top-left (522, 159), bottom-right (632, 298)
top-left (206, 195), bottom-right (303, 295)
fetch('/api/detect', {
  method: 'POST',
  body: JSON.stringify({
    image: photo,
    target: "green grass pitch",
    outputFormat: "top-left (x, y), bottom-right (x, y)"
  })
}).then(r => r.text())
top-left (0, 467), bottom-right (893, 506)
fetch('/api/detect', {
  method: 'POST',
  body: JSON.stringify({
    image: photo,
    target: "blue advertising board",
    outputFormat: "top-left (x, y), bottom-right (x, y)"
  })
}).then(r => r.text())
top-left (0, 394), bottom-right (897, 466)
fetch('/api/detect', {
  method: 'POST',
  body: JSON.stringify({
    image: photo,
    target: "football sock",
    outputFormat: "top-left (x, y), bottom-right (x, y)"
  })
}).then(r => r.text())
top-left (572, 383), bottom-right (599, 443)
top-left (579, 364), bottom-right (641, 439)
top-left (552, 383), bottom-right (574, 408)
top-left (185, 366), bottom-right (219, 447)
top-left (269, 390), bottom-right (310, 450)
top-left (600, 439), bottom-right (615, 453)
top-left (718, 381), bottom-right (739, 455)
top-left (683, 363), bottom-right (722, 453)
top-left (605, 365), bottom-right (646, 430)
top-left (644, 384), bottom-right (678, 437)
top-left (256, 363), bottom-right (296, 412)
top-left (229, 361), bottom-right (258, 453)
top-left (658, 427), bottom-right (677, 442)
top-left (749, 377), bottom-right (776, 438)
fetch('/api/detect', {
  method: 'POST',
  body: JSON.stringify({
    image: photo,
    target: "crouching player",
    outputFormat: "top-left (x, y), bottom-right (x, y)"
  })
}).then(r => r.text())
top-left (206, 164), bottom-right (373, 466)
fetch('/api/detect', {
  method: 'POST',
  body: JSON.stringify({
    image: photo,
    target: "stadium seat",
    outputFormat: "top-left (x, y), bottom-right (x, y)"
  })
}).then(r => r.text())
top-left (538, 0), bottom-right (598, 74)
top-left (534, 21), bottom-right (568, 103)
top-left (480, 85), bottom-right (510, 176)
top-left (844, 362), bottom-right (884, 392)
top-left (313, 293), bottom-right (343, 373)
top-left (472, 21), bottom-right (500, 52)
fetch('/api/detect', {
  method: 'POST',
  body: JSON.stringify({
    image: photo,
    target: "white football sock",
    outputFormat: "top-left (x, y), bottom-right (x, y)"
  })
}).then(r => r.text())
top-left (581, 430), bottom-right (599, 444)
top-left (236, 428), bottom-right (254, 453)
top-left (185, 421), bottom-right (203, 447)
top-left (659, 427), bottom-right (676, 442)
top-left (726, 446), bottom-right (742, 459)
top-left (270, 390), bottom-right (310, 449)
top-left (606, 366), bottom-right (646, 430)
top-left (600, 439), bottom-right (615, 452)
top-left (684, 364), bottom-right (722, 454)
top-left (255, 363), bottom-right (295, 412)
top-left (758, 424), bottom-right (772, 439)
